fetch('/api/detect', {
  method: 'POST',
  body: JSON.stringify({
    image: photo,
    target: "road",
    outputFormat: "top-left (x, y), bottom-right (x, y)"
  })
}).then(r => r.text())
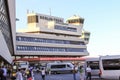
top-left (33, 72), bottom-right (102, 80)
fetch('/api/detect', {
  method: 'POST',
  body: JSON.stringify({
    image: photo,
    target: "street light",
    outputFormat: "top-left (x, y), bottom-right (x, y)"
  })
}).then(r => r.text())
top-left (16, 18), bottom-right (19, 21)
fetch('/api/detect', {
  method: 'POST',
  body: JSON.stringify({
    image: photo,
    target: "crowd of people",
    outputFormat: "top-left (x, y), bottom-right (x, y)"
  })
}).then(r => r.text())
top-left (0, 66), bottom-right (8, 80)
top-left (0, 65), bottom-right (33, 80)
top-left (14, 68), bottom-right (32, 80)
top-left (0, 65), bottom-right (92, 80)
top-left (78, 65), bottom-right (92, 80)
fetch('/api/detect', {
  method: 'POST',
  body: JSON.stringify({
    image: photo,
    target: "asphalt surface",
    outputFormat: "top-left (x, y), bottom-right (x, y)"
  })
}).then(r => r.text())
top-left (33, 72), bottom-right (103, 80)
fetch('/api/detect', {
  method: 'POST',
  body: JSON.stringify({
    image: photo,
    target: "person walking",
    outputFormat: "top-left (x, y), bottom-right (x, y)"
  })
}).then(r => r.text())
top-left (0, 66), bottom-right (4, 80)
top-left (41, 68), bottom-right (46, 80)
top-left (79, 66), bottom-right (85, 80)
top-left (7, 67), bottom-right (12, 77)
top-left (26, 69), bottom-right (32, 80)
top-left (73, 65), bottom-right (77, 80)
top-left (2, 66), bottom-right (7, 80)
top-left (86, 65), bottom-right (91, 80)
top-left (16, 69), bottom-right (23, 80)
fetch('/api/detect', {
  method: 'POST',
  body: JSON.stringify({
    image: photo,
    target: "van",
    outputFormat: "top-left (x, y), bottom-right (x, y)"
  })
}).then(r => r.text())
top-left (99, 55), bottom-right (120, 80)
top-left (85, 58), bottom-right (100, 77)
top-left (13, 61), bottom-right (29, 71)
top-left (46, 62), bottom-right (74, 74)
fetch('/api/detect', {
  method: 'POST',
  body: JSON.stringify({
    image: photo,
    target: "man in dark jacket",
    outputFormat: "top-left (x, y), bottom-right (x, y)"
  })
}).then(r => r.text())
top-left (0, 66), bottom-right (4, 80)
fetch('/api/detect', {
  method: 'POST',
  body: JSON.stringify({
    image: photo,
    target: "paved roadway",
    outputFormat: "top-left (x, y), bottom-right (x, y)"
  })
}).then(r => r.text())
top-left (33, 72), bottom-right (103, 80)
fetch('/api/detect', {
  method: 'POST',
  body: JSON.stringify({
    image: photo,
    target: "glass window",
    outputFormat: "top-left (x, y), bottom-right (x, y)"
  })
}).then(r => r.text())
top-left (16, 36), bottom-right (85, 45)
top-left (67, 64), bottom-right (72, 68)
top-left (16, 45), bottom-right (85, 52)
top-left (87, 61), bottom-right (99, 69)
top-left (51, 65), bottom-right (66, 69)
top-left (102, 59), bottom-right (120, 70)
top-left (27, 15), bottom-right (38, 23)
top-left (55, 25), bottom-right (77, 32)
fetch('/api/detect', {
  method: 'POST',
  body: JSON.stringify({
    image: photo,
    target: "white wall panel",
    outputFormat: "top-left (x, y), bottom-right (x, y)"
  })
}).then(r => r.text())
top-left (0, 30), bottom-right (13, 63)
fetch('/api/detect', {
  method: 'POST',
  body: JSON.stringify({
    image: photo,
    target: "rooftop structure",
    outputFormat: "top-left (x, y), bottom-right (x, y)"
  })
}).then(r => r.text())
top-left (81, 30), bottom-right (90, 44)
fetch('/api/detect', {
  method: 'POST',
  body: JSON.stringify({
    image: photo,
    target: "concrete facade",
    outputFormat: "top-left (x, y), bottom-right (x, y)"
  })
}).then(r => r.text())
top-left (16, 13), bottom-right (89, 57)
top-left (0, 0), bottom-right (15, 64)
top-left (81, 30), bottom-right (90, 44)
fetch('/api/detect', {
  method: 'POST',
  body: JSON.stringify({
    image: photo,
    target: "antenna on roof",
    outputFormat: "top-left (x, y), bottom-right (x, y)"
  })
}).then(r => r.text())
top-left (49, 8), bottom-right (51, 16)
top-left (27, 9), bottom-right (29, 14)
top-left (32, 10), bottom-right (34, 13)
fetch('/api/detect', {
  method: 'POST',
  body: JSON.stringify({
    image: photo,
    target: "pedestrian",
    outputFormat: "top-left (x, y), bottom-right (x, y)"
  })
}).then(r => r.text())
top-left (48, 68), bottom-right (51, 75)
top-left (2, 66), bottom-right (7, 80)
top-left (41, 68), bottom-right (46, 80)
top-left (7, 67), bottom-right (12, 77)
top-left (73, 65), bottom-right (76, 80)
top-left (79, 66), bottom-right (85, 80)
top-left (86, 65), bottom-right (91, 80)
top-left (0, 66), bottom-right (4, 80)
top-left (26, 69), bottom-right (32, 80)
top-left (21, 68), bottom-right (27, 80)
top-left (16, 68), bottom-right (23, 80)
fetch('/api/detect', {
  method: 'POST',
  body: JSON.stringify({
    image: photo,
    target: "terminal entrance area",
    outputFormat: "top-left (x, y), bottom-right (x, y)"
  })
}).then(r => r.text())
top-left (0, 56), bottom-right (11, 67)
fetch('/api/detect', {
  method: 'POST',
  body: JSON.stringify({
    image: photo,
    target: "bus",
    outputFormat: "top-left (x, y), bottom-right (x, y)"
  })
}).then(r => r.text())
top-left (85, 57), bottom-right (100, 77)
top-left (99, 55), bottom-right (120, 80)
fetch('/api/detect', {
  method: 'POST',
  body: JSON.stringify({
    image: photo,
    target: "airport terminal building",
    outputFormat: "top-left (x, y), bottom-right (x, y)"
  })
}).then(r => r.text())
top-left (0, 0), bottom-right (16, 64)
top-left (0, 0), bottom-right (90, 63)
top-left (16, 12), bottom-right (90, 60)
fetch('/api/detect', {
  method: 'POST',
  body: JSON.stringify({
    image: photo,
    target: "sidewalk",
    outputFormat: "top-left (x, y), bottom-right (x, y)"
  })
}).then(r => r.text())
top-left (6, 76), bottom-right (11, 80)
